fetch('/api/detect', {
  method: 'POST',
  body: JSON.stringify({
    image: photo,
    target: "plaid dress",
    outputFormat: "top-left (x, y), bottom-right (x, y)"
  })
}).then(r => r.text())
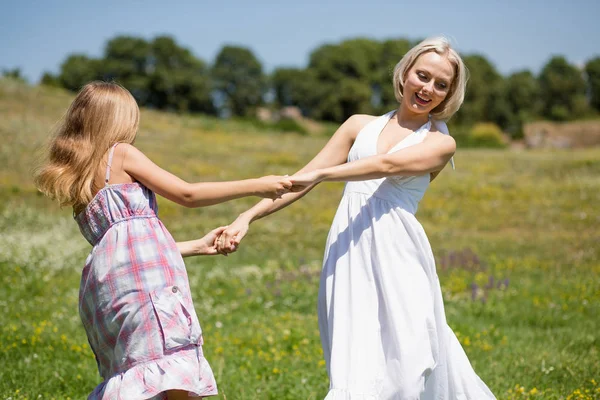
top-left (75, 144), bottom-right (218, 400)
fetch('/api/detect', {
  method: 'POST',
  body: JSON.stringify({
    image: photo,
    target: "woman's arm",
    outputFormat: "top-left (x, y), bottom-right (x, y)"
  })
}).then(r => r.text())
top-left (242, 114), bottom-right (375, 219)
top-left (215, 114), bottom-right (375, 252)
top-left (120, 144), bottom-right (292, 207)
top-left (291, 133), bottom-right (456, 188)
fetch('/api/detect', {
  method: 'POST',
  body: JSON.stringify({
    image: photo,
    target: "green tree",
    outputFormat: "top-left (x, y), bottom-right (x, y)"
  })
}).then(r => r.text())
top-left (102, 36), bottom-right (151, 104)
top-left (454, 54), bottom-right (510, 128)
top-left (271, 68), bottom-right (321, 116)
top-left (539, 56), bottom-right (588, 121)
top-left (58, 54), bottom-right (101, 91)
top-left (376, 38), bottom-right (413, 112)
top-left (504, 70), bottom-right (540, 136)
top-left (147, 36), bottom-right (214, 114)
top-left (40, 72), bottom-right (61, 87)
top-left (308, 38), bottom-right (382, 121)
top-left (309, 38), bottom-right (381, 82)
top-left (98, 35), bottom-right (214, 114)
top-left (313, 79), bottom-right (372, 122)
top-left (585, 57), bottom-right (600, 113)
top-left (53, 35), bottom-right (214, 114)
top-left (212, 46), bottom-right (265, 117)
top-left (2, 68), bottom-right (27, 83)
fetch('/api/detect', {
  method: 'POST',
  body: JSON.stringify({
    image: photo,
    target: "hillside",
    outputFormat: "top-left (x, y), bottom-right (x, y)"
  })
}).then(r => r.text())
top-left (1, 79), bottom-right (599, 399)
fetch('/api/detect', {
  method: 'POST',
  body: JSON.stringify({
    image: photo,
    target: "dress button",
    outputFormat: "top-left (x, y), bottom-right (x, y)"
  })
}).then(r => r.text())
top-left (172, 286), bottom-right (178, 293)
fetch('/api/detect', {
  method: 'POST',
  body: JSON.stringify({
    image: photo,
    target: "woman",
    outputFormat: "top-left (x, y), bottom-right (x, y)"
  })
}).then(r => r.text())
top-left (217, 37), bottom-right (496, 399)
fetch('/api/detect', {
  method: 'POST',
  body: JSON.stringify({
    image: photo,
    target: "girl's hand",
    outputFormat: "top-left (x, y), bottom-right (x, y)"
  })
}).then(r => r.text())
top-left (255, 175), bottom-right (293, 199)
top-left (177, 226), bottom-right (228, 257)
top-left (290, 170), bottom-right (323, 192)
top-left (197, 226), bottom-right (229, 255)
top-left (216, 214), bottom-right (251, 254)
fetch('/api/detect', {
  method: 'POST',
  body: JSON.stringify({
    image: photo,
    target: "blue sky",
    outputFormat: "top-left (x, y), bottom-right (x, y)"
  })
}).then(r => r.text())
top-left (2, 0), bottom-right (599, 83)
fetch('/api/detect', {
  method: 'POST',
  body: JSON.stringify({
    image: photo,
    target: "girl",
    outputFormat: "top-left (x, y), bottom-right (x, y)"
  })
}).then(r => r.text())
top-left (217, 37), bottom-right (496, 399)
top-left (34, 81), bottom-right (292, 400)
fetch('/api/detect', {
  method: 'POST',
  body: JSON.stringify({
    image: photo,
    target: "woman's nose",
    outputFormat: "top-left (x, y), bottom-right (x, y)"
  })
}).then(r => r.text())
top-left (422, 81), bottom-right (434, 93)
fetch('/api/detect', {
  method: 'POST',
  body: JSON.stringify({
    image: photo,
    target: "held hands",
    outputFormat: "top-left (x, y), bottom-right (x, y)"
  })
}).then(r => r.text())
top-left (215, 214), bottom-right (251, 255)
top-left (212, 174), bottom-right (291, 257)
top-left (256, 175), bottom-right (293, 199)
top-left (289, 170), bottom-right (323, 192)
top-left (191, 226), bottom-right (228, 256)
top-left (212, 171), bottom-right (322, 256)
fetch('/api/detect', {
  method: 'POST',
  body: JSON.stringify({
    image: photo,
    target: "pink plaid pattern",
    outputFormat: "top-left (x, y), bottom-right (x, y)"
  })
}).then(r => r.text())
top-left (75, 182), bottom-right (218, 399)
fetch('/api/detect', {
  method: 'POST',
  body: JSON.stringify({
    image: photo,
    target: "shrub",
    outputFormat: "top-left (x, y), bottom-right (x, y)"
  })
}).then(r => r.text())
top-left (468, 123), bottom-right (507, 148)
top-left (272, 118), bottom-right (308, 135)
top-left (451, 123), bottom-right (507, 148)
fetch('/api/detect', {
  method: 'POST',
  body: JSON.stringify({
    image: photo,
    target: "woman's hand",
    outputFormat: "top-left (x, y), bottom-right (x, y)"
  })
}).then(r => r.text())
top-left (216, 213), bottom-right (251, 254)
top-left (254, 175), bottom-right (293, 199)
top-left (289, 170), bottom-right (323, 192)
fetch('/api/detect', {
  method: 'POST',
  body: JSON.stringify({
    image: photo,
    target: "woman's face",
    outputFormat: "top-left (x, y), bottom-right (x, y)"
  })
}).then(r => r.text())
top-left (402, 51), bottom-right (454, 115)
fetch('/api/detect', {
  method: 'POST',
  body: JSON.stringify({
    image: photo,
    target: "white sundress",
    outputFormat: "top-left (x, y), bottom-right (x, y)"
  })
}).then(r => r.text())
top-left (318, 111), bottom-right (496, 400)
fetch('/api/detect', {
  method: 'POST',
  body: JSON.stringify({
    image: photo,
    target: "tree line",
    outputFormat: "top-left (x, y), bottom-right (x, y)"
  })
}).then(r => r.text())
top-left (10, 35), bottom-right (600, 137)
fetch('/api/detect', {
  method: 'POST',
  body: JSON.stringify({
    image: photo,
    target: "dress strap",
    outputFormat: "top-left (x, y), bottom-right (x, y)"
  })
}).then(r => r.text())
top-left (105, 143), bottom-right (120, 186)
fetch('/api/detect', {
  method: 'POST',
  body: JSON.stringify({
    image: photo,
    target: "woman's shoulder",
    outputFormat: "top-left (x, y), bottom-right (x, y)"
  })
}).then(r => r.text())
top-left (430, 118), bottom-right (450, 135)
top-left (348, 113), bottom-right (379, 125)
top-left (342, 114), bottom-right (380, 139)
top-left (427, 119), bottom-right (456, 147)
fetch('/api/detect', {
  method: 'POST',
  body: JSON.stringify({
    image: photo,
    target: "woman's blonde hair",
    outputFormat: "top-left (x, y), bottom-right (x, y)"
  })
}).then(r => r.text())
top-left (34, 81), bottom-right (140, 207)
top-left (392, 36), bottom-right (468, 121)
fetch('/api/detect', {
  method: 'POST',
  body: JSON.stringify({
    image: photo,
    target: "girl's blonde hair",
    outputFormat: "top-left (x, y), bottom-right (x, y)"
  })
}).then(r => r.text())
top-left (392, 36), bottom-right (468, 121)
top-left (34, 81), bottom-right (140, 207)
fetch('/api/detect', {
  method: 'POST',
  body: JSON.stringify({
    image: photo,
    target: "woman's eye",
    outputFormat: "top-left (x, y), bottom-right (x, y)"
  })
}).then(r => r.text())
top-left (417, 73), bottom-right (427, 80)
top-left (436, 82), bottom-right (447, 89)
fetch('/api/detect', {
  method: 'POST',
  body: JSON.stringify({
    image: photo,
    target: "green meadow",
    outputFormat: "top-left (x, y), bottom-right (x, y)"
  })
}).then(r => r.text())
top-left (0, 79), bottom-right (598, 399)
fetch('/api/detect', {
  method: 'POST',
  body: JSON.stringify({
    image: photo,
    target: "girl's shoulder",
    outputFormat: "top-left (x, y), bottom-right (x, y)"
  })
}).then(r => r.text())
top-left (101, 143), bottom-right (138, 186)
top-left (112, 142), bottom-right (136, 158)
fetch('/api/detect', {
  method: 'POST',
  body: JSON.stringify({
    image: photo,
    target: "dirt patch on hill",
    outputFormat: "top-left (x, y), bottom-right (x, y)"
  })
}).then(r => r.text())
top-left (524, 120), bottom-right (600, 148)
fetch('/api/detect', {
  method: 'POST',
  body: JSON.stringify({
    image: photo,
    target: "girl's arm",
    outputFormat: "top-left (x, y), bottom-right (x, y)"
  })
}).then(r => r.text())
top-left (291, 132), bottom-right (455, 188)
top-left (177, 226), bottom-right (227, 257)
top-left (120, 144), bottom-right (291, 207)
top-left (215, 114), bottom-right (375, 252)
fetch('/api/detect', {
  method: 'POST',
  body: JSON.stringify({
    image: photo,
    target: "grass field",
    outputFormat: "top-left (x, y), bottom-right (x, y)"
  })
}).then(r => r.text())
top-left (0, 79), bottom-right (599, 399)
